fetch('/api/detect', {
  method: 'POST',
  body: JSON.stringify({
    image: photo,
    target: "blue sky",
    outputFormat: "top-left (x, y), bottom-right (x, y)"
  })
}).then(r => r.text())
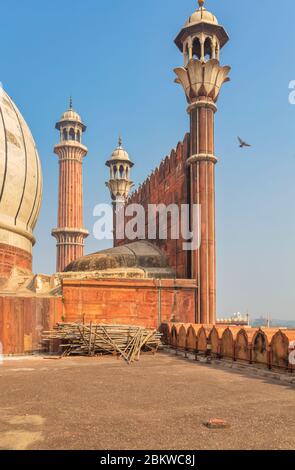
top-left (1, 0), bottom-right (295, 320)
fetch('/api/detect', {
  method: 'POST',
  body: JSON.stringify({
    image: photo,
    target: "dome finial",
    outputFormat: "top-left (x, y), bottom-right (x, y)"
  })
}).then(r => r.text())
top-left (69, 96), bottom-right (73, 110)
top-left (198, 0), bottom-right (205, 7)
top-left (118, 135), bottom-right (122, 147)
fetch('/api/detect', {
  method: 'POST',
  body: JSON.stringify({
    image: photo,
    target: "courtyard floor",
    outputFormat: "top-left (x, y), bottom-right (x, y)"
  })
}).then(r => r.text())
top-left (0, 351), bottom-right (294, 450)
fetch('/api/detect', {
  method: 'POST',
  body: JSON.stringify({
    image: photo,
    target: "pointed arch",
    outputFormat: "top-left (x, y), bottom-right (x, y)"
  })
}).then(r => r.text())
top-left (204, 37), bottom-right (213, 61)
top-left (69, 128), bottom-right (75, 141)
top-left (192, 37), bottom-right (201, 60)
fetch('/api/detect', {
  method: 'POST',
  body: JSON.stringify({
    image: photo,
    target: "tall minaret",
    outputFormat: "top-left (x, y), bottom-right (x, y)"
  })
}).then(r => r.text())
top-left (174, 0), bottom-right (230, 324)
top-left (105, 138), bottom-right (134, 246)
top-left (52, 100), bottom-right (89, 272)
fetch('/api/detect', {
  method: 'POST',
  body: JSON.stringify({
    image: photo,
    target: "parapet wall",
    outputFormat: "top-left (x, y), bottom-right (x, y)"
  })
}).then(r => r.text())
top-left (62, 278), bottom-right (197, 328)
top-left (117, 134), bottom-right (191, 278)
top-left (160, 323), bottom-right (295, 371)
top-left (0, 296), bottom-right (63, 355)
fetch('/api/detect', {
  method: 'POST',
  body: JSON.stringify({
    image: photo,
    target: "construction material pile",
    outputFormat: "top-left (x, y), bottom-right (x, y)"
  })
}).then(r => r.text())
top-left (42, 323), bottom-right (162, 364)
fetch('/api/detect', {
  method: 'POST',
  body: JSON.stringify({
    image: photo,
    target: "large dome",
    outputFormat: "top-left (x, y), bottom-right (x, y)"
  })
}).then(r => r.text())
top-left (64, 241), bottom-right (175, 279)
top-left (0, 87), bottom-right (43, 265)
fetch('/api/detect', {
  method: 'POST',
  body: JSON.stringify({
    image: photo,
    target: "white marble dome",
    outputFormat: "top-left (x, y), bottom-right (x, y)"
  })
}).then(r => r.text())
top-left (0, 87), bottom-right (43, 254)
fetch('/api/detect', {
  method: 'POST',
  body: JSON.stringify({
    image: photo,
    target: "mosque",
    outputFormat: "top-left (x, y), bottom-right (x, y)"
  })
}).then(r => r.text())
top-left (0, 1), bottom-right (233, 354)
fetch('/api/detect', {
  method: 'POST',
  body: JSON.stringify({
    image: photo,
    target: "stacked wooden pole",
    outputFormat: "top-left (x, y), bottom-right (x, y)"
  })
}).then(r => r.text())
top-left (42, 323), bottom-right (162, 364)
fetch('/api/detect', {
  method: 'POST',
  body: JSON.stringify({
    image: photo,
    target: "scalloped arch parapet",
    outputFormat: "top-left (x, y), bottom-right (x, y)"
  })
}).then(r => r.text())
top-left (161, 323), bottom-right (295, 371)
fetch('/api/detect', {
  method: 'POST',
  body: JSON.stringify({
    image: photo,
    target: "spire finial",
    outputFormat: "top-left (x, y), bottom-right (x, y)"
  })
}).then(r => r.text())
top-left (118, 135), bottom-right (122, 147)
top-left (198, 0), bottom-right (205, 7)
top-left (69, 96), bottom-right (73, 109)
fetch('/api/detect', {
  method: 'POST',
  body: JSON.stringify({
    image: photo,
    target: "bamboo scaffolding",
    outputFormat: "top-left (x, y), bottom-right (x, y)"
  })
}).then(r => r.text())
top-left (42, 323), bottom-right (162, 364)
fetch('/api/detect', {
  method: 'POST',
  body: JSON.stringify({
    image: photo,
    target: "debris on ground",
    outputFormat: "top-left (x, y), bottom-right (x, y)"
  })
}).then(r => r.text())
top-left (204, 419), bottom-right (230, 429)
top-left (42, 323), bottom-right (162, 364)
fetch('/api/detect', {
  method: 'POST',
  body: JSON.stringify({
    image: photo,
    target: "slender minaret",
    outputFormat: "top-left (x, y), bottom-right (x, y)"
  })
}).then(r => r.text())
top-left (105, 137), bottom-right (134, 246)
top-left (52, 99), bottom-right (89, 272)
top-left (174, 0), bottom-right (230, 324)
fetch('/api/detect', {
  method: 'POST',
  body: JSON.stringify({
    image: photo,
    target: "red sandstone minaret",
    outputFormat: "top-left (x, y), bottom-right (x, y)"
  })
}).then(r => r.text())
top-left (52, 99), bottom-right (89, 272)
top-left (174, 0), bottom-right (230, 324)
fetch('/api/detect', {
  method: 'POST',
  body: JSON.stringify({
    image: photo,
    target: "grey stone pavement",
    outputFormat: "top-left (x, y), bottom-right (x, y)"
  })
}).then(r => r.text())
top-left (0, 351), bottom-right (294, 450)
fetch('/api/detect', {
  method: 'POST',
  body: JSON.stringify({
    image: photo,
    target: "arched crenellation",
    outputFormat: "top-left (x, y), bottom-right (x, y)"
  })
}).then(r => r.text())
top-left (208, 327), bottom-right (220, 357)
top-left (197, 326), bottom-right (208, 352)
top-left (271, 331), bottom-right (289, 369)
top-left (160, 323), bottom-right (294, 371)
top-left (171, 325), bottom-right (178, 349)
top-left (235, 329), bottom-right (249, 362)
top-left (221, 328), bottom-right (234, 359)
top-left (252, 331), bottom-right (269, 366)
top-left (177, 325), bottom-right (188, 351)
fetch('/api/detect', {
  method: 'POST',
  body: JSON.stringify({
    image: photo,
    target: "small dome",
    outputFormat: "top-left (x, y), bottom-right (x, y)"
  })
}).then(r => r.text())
top-left (110, 137), bottom-right (131, 162)
top-left (56, 99), bottom-right (86, 132)
top-left (185, 7), bottom-right (218, 27)
top-left (60, 108), bottom-right (82, 124)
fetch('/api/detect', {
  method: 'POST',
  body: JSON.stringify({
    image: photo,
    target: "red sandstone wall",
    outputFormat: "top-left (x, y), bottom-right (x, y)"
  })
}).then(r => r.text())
top-left (62, 279), bottom-right (197, 328)
top-left (0, 243), bottom-right (32, 279)
top-left (0, 296), bottom-right (63, 354)
top-left (117, 134), bottom-right (191, 278)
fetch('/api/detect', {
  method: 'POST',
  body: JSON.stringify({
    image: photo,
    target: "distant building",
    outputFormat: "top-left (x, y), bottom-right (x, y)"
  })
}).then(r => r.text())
top-left (217, 312), bottom-right (250, 327)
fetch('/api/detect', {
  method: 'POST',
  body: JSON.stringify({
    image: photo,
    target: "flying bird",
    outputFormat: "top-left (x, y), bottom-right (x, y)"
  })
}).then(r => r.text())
top-left (238, 137), bottom-right (251, 148)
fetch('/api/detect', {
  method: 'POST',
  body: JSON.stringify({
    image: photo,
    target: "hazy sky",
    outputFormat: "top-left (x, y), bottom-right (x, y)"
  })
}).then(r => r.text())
top-left (1, 0), bottom-right (294, 320)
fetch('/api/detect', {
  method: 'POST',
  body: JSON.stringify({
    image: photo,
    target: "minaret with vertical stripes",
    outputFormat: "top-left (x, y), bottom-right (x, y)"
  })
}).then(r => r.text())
top-left (174, 0), bottom-right (230, 324)
top-left (52, 100), bottom-right (89, 272)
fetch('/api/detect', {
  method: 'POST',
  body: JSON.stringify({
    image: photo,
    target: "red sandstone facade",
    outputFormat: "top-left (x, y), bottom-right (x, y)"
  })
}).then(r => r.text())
top-left (1, 2), bottom-right (265, 359)
top-left (0, 296), bottom-right (63, 354)
top-left (52, 105), bottom-right (89, 272)
top-left (0, 281), bottom-right (196, 354)
top-left (117, 135), bottom-right (191, 279)
top-left (0, 243), bottom-right (32, 279)
top-left (188, 99), bottom-right (218, 324)
top-left (62, 278), bottom-right (197, 328)
top-left (115, 9), bottom-right (230, 325)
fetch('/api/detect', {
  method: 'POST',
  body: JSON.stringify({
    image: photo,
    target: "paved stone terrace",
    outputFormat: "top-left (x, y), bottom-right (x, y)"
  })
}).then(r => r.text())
top-left (0, 352), bottom-right (294, 450)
